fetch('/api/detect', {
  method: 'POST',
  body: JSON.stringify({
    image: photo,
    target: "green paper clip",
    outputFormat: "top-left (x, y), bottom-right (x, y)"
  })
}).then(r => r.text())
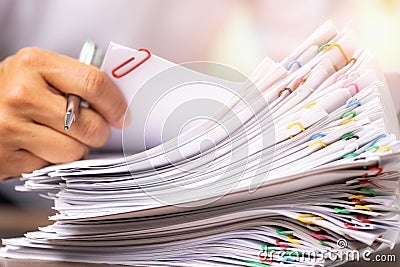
top-left (341, 133), bottom-right (354, 139)
top-left (342, 111), bottom-right (356, 119)
top-left (366, 145), bottom-right (379, 152)
top-left (343, 153), bottom-right (358, 159)
top-left (334, 208), bottom-right (351, 214)
top-left (276, 230), bottom-right (293, 236)
top-left (319, 240), bottom-right (331, 247)
top-left (360, 188), bottom-right (376, 196)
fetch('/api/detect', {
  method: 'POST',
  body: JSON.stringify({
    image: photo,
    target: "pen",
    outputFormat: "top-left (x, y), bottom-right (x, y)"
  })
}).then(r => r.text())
top-left (64, 41), bottom-right (102, 130)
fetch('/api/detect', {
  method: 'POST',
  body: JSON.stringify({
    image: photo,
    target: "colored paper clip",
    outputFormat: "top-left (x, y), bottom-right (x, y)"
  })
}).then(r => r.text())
top-left (295, 78), bottom-right (307, 89)
top-left (341, 119), bottom-right (356, 125)
top-left (371, 135), bottom-right (387, 146)
top-left (275, 239), bottom-right (290, 248)
top-left (318, 43), bottom-right (331, 52)
top-left (341, 133), bottom-right (359, 140)
top-left (344, 83), bottom-right (360, 94)
top-left (276, 230), bottom-right (293, 236)
top-left (344, 222), bottom-right (359, 231)
top-left (287, 236), bottom-right (301, 245)
top-left (282, 255), bottom-right (296, 262)
top-left (319, 240), bottom-right (331, 247)
top-left (366, 145), bottom-right (380, 152)
top-left (326, 44), bottom-right (350, 64)
top-left (261, 244), bottom-right (274, 252)
top-left (312, 232), bottom-right (328, 241)
top-left (286, 250), bottom-right (302, 257)
top-left (352, 199), bottom-right (368, 205)
top-left (287, 60), bottom-right (302, 70)
top-left (355, 205), bottom-right (372, 211)
top-left (111, 48), bottom-right (151, 78)
top-left (308, 140), bottom-right (327, 148)
top-left (297, 214), bottom-right (323, 224)
top-left (310, 133), bottom-right (325, 140)
top-left (286, 121), bottom-right (305, 139)
top-left (333, 208), bottom-right (350, 214)
top-left (360, 188), bottom-right (376, 196)
top-left (346, 57), bottom-right (357, 66)
top-left (377, 146), bottom-right (391, 152)
top-left (343, 153), bottom-right (358, 159)
top-left (346, 101), bottom-right (362, 108)
top-left (348, 195), bottom-right (366, 200)
top-left (305, 101), bottom-right (317, 109)
top-left (278, 87), bottom-right (292, 97)
top-left (359, 179), bottom-right (384, 188)
top-left (255, 257), bottom-right (273, 265)
top-left (357, 215), bottom-right (372, 223)
top-left (342, 111), bottom-right (356, 119)
top-left (368, 167), bottom-right (383, 176)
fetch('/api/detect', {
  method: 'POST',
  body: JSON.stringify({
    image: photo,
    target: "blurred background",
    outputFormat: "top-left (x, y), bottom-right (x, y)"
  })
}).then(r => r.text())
top-left (0, 0), bottom-right (399, 266)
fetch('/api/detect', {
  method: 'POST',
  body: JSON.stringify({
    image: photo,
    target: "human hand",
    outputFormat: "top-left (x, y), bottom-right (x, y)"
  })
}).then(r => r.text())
top-left (0, 47), bottom-right (127, 180)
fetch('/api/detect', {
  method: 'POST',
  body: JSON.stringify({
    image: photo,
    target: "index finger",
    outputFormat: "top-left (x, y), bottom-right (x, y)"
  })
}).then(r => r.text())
top-left (16, 47), bottom-right (128, 128)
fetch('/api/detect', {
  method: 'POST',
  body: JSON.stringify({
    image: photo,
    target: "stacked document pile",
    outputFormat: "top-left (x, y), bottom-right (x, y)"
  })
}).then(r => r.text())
top-left (1, 21), bottom-right (400, 266)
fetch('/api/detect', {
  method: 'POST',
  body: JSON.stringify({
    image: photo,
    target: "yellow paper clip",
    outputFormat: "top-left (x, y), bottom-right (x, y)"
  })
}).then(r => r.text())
top-left (376, 146), bottom-right (391, 152)
top-left (308, 140), bottom-right (327, 148)
top-left (355, 205), bottom-right (372, 211)
top-left (297, 214), bottom-right (323, 224)
top-left (342, 119), bottom-right (356, 125)
top-left (287, 121), bottom-right (305, 139)
top-left (348, 195), bottom-right (365, 200)
top-left (305, 101), bottom-right (317, 109)
top-left (326, 44), bottom-right (349, 64)
top-left (287, 236), bottom-right (302, 245)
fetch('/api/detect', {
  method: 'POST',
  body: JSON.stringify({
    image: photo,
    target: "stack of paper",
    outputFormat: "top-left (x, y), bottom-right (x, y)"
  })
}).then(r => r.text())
top-left (1, 21), bottom-right (400, 266)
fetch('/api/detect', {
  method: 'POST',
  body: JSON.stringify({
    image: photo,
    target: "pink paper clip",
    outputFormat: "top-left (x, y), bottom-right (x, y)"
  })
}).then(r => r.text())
top-left (312, 232), bottom-right (328, 241)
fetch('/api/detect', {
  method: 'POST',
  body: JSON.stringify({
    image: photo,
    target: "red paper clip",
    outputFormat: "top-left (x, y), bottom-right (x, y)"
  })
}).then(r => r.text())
top-left (344, 222), bottom-right (359, 231)
top-left (111, 48), bottom-right (151, 78)
top-left (259, 256), bottom-right (273, 263)
top-left (351, 199), bottom-right (368, 205)
top-left (369, 167), bottom-right (383, 176)
top-left (357, 215), bottom-right (371, 223)
top-left (358, 179), bottom-right (384, 188)
top-left (344, 83), bottom-right (359, 94)
top-left (275, 239), bottom-right (290, 248)
top-left (362, 167), bottom-right (383, 178)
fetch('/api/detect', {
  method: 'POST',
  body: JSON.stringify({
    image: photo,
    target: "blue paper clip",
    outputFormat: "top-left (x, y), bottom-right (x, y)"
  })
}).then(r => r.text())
top-left (371, 134), bottom-right (387, 146)
top-left (310, 133), bottom-right (325, 141)
top-left (287, 60), bottom-right (302, 71)
top-left (346, 101), bottom-right (362, 108)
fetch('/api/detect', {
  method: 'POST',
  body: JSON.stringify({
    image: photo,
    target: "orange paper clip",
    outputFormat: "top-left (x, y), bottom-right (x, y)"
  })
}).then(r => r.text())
top-left (295, 78), bottom-right (307, 89)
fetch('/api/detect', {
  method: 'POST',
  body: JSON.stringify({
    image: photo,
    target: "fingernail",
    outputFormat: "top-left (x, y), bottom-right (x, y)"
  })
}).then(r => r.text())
top-left (116, 115), bottom-right (125, 128)
top-left (123, 108), bottom-right (132, 128)
top-left (116, 109), bottom-right (131, 128)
